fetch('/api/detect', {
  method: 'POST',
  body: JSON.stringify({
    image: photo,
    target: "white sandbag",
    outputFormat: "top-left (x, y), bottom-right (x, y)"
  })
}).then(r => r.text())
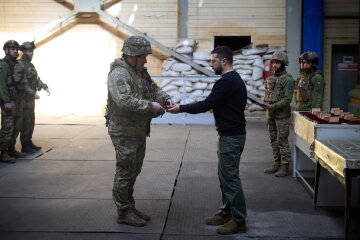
top-left (193, 51), bottom-right (211, 61)
top-left (236, 69), bottom-right (252, 75)
top-left (252, 66), bottom-right (263, 80)
top-left (233, 59), bottom-right (255, 65)
top-left (192, 82), bottom-right (208, 90)
top-left (242, 47), bottom-right (267, 56)
top-left (233, 64), bottom-right (252, 70)
top-left (253, 58), bottom-right (264, 69)
top-left (258, 85), bottom-right (265, 91)
top-left (161, 70), bottom-right (180, 77)
top-left (247, 99), bottom-right (252, 104)
top-left (181, 69), bottom-right (198, 76)
top-left (253, 79), bottom-right (264, 87)
top-left (246, 85), bottom-right (254, 91)
top-left (247, 80), bottom-right (256, 86)
top-left (248, 104), bottom-right (263, 112)
top-left (194, 59), bottom-right (210, 67)
top-left (175, 46), bottom-right (193, 54)
top-left (162, 84), bottom-right (178, 92)
top-left (203, 90), bottom-right (211, 95)
top-left (207, 83), bottom-right (214, 90)
top-left (191, 89), bottom-right (204, 96)
top-left (162, 59), bottom-right (177, 71)
top-left (256, 90), bottom-right (265, 97)
top-left (241, 75), bottom-right (253, 82)
top-left (234, 54), bottom-right (262, 60)
top-left (181, 98), bottom-right (196, 105)
top-left (176, 38), bottom-right (197, 48)
top-left (160, 78), bottom-right (172, 88)
top-left (179, 86), bottom-right (193, 93)
top-left (166, 89), bottom-right (180, 97)
top-left (262, 54), bottom-right (272, 60)
top-left (171, 80), bottom-right (192, 87)
top-left (171, 63), bottom-right (192, 72)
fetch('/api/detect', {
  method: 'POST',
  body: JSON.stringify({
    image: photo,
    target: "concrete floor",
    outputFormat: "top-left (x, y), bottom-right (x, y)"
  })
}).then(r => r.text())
top-left (0, 114), bottom-right (358, 240)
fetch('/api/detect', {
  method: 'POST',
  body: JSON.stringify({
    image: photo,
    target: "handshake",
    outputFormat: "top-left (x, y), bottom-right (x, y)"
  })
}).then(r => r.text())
top-left (150, 99), bottom-right (180, 115)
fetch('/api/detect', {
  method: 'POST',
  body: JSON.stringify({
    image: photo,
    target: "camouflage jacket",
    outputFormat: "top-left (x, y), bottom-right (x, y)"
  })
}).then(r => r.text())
top-left (0, 59), bottom-right (11, 104)
top-left (13, 54), bottom-right (48, 99)
top-left (107, 58), bottom-right (170, 137)
top-left (264, 68), bottom-right (295, 119)
top-left (295, 70), bottom-right (325, 111)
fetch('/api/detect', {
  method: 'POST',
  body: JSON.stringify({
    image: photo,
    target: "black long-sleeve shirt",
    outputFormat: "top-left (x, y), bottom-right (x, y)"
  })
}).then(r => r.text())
top-left (179, 70), bottom-right (247, 136)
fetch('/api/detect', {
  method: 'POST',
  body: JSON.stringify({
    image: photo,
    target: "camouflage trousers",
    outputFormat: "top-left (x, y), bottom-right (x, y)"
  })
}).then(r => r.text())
top-left (110, 135), bottom-right (146, 214)
top-left (267, 117), bottom-right (291, 166)
top-left (0, 104), bottom-right (15, 151)
top-left (11, 97), bottom-right (35, 146)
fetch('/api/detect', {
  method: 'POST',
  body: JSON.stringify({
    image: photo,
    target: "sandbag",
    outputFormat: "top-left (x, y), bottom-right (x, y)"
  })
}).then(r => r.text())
top-left (176, 38), bottom-right (197, 48)
top-left (241, 75), bottom-right (253, 82)
top-left (242, 47), bottom-right (267, 56)
top-left (193, 51), bottom-right (211, 61)
top-left (252, 66), bottom-right (263, 80)
top-left (181, 69), bottom-right (198, 76)
top-left (179, 86), bottom-right (193, 93)
top-left (233, 64), bottom-right (252, 70)
top-left (248, 104), bottom-right (263, 112)
top-left (253, 58), bottom-right (264, 69)
top-left (162, 84), bottom-right (178, 92)
top-left (253, 79), bottom-right (264, 87)
top-left (234, 54), bottom-right (261, 60)
top-left (175, 46), bottom-right (193, 54)
top-left (192, 82), bottom-right (208, 90)
top-left (161, 70), bottom-right (180, 77)
top-left (171, 63), bottom-right (192, 72)
top-left (233, 59), bottom-right (255, 65)
top-left (191, 89), bottom-right (204, 96)
top-left (172, 80), bottom-right (192, 87)
top-left (162, 59), bottom-right (177, 71)
top-left (160, 78), bottom-right (172, 88)
top-left (236, 69), bottom-right (252, 75)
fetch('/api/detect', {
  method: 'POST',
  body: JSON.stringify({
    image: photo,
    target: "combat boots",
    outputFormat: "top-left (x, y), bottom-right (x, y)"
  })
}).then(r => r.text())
top-left (264, 164), bottom-right (280, 174)
top-left (217, 218), bottom-right (246, 235)
top-left (28, 141), bottom-right (42, 151)
top-left (117, 209), bottom-right (146, 227)
top-left (21, 143), bottom-right (36, 154)
top-left (8, 146), bottom-right (26, 158)
top-left (275, 165), bottom-right (289, 177)
top-left (132, 207), bottom-right (151, 221)
top-left (0, 151), bottom-right (16, 163)
top-left (205, 214), bottom-right (231, 225)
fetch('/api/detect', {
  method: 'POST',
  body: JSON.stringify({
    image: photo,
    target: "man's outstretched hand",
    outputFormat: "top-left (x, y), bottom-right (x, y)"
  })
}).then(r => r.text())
top-left (167, 104), bottom-right (180, 113)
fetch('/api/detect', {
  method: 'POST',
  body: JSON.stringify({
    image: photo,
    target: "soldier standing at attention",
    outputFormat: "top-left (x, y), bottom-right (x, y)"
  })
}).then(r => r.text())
top-left (107, 36), bottom-right (174, 227)
top-left (168, 46), bottom-right (248, 235)
top-left (0, 40), bottom-right (19, 163)
top-left (294, 51), bottom-right (325, 111)
top-left (262, 51), bottom-right (295, 177)
top-left (11, 41), bottom-right (50, 154)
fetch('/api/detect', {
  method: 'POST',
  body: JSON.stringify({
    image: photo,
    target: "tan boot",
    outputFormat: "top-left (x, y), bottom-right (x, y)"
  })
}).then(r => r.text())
top-left (264, 164), bottom-right (280, 174)
top-left (8, 146), bottom-right (26, 158)
top-left (132, 207), bottom-right (150, 221)
top-left (275, 165), bottom-right (289, 177)
top-left (117, 209), bottom-right (146, 227)
top-left (205, 214), bottom-right (231, 225)
top-left (217, 218), bottom-right (246, 235)
top-left (0, 151), bottom-right (16, 163)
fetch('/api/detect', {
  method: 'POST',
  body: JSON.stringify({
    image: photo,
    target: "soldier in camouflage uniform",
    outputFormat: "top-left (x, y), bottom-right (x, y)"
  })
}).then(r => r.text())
top-left (294, 51), bottom-right (325, 111)
top-left (0, 40), bottom-right (19, 163)
top-left (11, 41), bottom-right (50, 154)
top-left (107, 36), bottom-right (174, 227)
top-left (262, 51), bottom-right (295, 177)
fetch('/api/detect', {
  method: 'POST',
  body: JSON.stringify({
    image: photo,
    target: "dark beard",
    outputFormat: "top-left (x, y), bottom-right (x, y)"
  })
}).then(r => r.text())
top-left (214, 66), bottom-right (222, 75)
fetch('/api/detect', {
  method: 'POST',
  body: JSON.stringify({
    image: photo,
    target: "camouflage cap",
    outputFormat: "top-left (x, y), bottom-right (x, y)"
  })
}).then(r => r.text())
top-left (301, 51), bottom-right (319, 65)
top-left (271, 51), bottom-right (289, 66)
top-left (20, 41), bottom-right (36, 51)
top-left (3, 40), bottom-right (20, 51)
top-left (122, 36), bottom-right (152, 56)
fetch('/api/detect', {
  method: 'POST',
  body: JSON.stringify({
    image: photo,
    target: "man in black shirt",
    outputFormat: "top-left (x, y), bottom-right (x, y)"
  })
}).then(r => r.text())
top-left (168, 46), bottom-right (247, 235)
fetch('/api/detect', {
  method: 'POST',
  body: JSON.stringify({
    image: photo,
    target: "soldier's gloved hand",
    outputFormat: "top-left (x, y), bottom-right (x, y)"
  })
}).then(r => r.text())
top-left (151, 102), bottom-right (165, 115)
top-left (34, 93), bottom-right (40, 99)
top-left (4, 102), bottom-right (14, 113)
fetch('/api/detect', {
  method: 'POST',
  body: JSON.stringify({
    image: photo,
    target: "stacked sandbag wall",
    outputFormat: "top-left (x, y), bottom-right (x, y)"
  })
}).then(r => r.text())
top-left (160, 39), bottom-right (285, 112)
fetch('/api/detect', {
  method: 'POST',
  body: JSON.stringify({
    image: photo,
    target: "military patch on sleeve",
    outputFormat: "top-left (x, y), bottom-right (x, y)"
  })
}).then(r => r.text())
top-left (314, 81), bottom-right (322, 92)
top-left (117, 81), bottom-right (128, 94)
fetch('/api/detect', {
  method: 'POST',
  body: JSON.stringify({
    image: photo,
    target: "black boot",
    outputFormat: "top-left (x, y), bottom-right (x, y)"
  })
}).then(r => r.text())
top-left (21, 144), bottom-right (36, 154)
top-left (29, 141), bottom-right (42, 151)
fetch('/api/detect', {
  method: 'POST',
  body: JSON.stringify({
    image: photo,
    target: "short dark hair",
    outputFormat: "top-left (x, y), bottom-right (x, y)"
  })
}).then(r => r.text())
top-left (211, 46), bottom-right (233, 65)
